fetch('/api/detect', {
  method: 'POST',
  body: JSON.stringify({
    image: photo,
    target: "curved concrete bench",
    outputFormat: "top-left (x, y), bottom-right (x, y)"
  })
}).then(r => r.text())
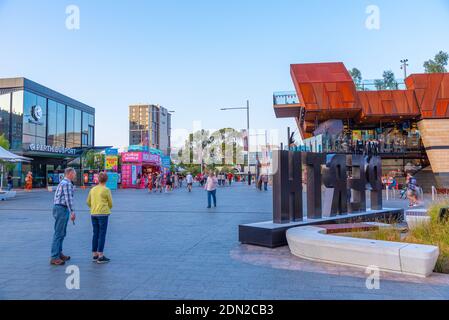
top-left (286, 226), bottom-right (439, 278)
top-left (0, 191), bottom-right (16, 200)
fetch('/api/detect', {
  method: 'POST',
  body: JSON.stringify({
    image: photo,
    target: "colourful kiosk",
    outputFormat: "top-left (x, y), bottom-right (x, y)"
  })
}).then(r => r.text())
top-left (121, 151), bottom-right (161, 189)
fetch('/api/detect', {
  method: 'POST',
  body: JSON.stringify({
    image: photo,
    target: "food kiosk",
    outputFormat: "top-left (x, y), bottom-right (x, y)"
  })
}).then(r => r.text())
top-left (121, 151), bottom-right (161, 189)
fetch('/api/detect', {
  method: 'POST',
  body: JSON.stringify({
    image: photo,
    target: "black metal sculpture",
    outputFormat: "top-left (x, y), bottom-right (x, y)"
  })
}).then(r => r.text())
top-left (305, 153), bottom-right (326, 219)
top-left (271, 150), bottom-right (383, 222)
top-left (347, 155), bottom-right (367, 213)
top-left (272, 150), bottom-right (303, 223)
top-left (366, 156), bottom-right (383, 210)
top-left (322, 154), bottom-right (348, 216)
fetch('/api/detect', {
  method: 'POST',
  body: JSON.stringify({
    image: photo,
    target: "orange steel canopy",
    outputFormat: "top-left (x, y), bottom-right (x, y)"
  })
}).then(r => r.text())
top-left (276, 62), bottom-right (449, 136)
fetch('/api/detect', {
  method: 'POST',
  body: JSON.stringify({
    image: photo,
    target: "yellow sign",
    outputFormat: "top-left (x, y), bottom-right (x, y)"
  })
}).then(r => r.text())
top-left (105, 156), bottom-right (118, 171)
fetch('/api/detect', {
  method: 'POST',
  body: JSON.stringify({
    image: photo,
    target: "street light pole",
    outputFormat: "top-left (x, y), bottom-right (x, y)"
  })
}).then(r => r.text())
top-left (220, 100), bottom-right (251, 185)
top-left (400, 59), bottom-right (409, 79)
top-left (246, 100), bottom-right (251, 186)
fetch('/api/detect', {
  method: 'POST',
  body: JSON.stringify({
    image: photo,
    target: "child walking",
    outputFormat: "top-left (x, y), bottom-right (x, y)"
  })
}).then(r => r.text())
top-left (87, 172), bottom-right (113, 264)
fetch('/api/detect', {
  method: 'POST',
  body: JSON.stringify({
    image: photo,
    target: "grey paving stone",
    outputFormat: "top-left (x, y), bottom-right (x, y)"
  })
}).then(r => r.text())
top-left (0, 184), bottom-right (447, 300)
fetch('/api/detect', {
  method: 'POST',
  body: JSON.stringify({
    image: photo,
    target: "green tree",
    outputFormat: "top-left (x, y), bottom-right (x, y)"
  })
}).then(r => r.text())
top-left (209, 128), bottom-right (244, 166)
top-left (374, 70), bottom-right (398, 90)
top-left (382, 70), bottom-right (398, 89)
top-left (0, 134), bottom-right (10, 149)
top-left (178, 128), bottom-right (244, 173)
top-left (82, 150), bottom-right (105, 170)
top-left (374, 79), bottom-right (385, 90)
top-left (349, 68), bottom-right (363, 90)
top-left (424, 51), bottom-right (449, 73)
top-left (0, 134), bottom-right (16, 177)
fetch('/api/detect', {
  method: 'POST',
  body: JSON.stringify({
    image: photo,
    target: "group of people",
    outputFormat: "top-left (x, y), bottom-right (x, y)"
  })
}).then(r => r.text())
top-left (324, 133), bottom-right (417, 156)
top-left (382, 172), bottom-right (421, 207)
top-left (217, 172), bottom-right (234, 186)
top-left (49, 168), bottom-right (228, 266)
top-left (50, 168), bottom-right (113, 266)
top-left (138, 172), bottom-right (183, 193)
top-left (256, 174), bottom-right (270, 191)
top-left (4, 171), bottom-right (36, 191)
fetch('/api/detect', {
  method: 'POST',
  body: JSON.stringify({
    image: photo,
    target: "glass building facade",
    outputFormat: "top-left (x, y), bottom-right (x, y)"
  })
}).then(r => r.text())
top-left (0, 78), bottom-right (95, 188)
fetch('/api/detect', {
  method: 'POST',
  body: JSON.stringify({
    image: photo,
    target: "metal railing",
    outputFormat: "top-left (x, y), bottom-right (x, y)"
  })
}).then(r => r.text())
top-left (273, 91), bottom-right (299, 106)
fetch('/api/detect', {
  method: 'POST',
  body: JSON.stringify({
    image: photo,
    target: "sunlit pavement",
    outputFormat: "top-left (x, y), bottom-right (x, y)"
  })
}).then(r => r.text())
top-left (0, 183), bottom-right (448, 300)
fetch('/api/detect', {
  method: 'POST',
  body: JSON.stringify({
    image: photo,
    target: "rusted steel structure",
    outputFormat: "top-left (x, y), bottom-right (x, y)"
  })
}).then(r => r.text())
top-left (274, 62), bottom-right (449, 188)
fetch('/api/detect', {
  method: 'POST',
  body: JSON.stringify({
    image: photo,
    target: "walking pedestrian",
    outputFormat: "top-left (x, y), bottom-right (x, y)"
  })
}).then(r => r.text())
top-left (7, 173), bottom-right (13, 191)
top-left (87, 172), bottom-right (113, 264)
top-left (156, 173), bottom-right (163, 193)
top-left (186, 172), bottom-right (193, 192)
top-left (406, 173), bottom-right (419, 207)
top-left (262, 174), bottom-right (269, 191)
top-left (25, 171), bottom-right (33, 191)
top-left (165, 172), bottom-right (172, 192)
top-left (227, 172), bottom-right (233, 186)
top-left (148, 173), bottom-right (154, 193)
top-left (205, 171), bottom-right (218, 208)
top-left (50, 168), bottom-right (77, 266)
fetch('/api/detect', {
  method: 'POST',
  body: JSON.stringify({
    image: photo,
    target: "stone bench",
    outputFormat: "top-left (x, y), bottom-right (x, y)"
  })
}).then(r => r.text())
top-left (0, 191), bottom-right (16, 201)
top-left (286, 226), bottom-right (439, 278)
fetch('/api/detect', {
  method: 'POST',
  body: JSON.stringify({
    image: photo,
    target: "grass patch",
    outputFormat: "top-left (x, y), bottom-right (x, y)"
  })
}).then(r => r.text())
top-left (348, 201), bottom-right (449, 274)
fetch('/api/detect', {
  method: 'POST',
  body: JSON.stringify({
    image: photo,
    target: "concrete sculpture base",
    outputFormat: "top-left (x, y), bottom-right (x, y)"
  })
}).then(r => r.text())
top-left (405, 209), bottom-right (431, 229)
top-left (239, 208), bottom-right (404, 248)
top-left (286, 226), bottom-right (439, 278)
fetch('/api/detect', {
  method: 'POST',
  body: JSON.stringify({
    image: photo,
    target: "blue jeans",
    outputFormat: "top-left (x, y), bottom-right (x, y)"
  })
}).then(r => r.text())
top-left (51, 205), bottom-right (70, 259)
top-left (207, 190), bottom-right (217, 208)
top-left (264, 182), bottom-right (268, 191)
top-left (92, 216), bottom-right (109, 253)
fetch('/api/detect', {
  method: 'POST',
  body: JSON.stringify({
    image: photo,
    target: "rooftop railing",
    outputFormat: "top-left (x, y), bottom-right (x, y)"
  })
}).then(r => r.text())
top-left (273, 91), bottom-right (299, 106)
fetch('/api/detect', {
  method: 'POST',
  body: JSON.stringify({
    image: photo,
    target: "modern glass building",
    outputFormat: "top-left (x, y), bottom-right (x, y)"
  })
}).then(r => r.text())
top-left (0, 78), bottom-right (95, 188)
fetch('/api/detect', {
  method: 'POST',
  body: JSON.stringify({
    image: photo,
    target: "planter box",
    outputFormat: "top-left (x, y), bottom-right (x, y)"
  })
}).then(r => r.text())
top-left (405, 209), bottom-right (430, 229)
top-left (287, 226), bottom-right (439, 277)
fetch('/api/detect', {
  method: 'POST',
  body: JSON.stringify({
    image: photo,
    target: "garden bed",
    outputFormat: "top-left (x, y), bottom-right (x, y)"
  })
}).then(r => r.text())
top-left (342, 201), bottom-right (449, 274)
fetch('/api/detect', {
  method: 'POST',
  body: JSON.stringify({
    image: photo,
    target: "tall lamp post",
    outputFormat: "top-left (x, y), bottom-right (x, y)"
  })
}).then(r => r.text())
top-left (400, 59), bottom-right (409, 79)
top-left (220, 100), bottom-right (251, 185)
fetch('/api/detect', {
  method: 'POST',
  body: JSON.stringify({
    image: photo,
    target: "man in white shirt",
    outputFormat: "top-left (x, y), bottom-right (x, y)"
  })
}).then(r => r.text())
top-left (186, 173), bottom-right (194, 192)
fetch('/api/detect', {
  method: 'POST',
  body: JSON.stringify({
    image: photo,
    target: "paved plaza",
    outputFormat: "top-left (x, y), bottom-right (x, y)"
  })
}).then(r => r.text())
top-left (1, 183), bottom-right (449, 300)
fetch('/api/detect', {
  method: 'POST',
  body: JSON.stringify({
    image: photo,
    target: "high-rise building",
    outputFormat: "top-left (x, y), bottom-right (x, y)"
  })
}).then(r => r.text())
top-left (129, 104), bottom-right (171, 155)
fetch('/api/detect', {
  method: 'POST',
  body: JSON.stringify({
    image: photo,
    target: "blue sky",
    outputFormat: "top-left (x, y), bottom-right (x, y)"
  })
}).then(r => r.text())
top-left (1, 0), bottom-right (448, 149)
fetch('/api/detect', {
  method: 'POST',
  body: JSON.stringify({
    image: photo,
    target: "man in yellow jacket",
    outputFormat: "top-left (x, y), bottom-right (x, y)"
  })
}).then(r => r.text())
top-left (87, 172), bottom-right (113, 264)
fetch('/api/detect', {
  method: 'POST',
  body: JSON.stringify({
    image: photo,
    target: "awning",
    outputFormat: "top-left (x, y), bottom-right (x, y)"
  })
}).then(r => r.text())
top-left (0, 146), bottom-right (33, 162)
